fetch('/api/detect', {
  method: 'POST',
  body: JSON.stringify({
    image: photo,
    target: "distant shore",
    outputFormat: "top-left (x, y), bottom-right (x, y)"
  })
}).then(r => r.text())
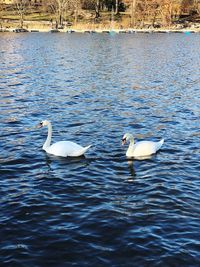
top-left (1, 19), bottom-right (200, 34)
top-left (1, 26), bottom-right (200, 34)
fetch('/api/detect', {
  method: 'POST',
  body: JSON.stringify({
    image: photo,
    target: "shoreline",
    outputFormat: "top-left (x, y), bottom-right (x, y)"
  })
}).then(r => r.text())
top-left (1, 18), bottom-right (200, 34)
top-left (1, 27), bottom-right (200, 33)
top-left (1, 21), bottom-right (200, 34)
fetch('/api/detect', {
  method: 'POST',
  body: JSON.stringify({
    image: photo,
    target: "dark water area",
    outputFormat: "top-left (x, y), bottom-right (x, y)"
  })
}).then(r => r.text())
top-left (0, 32), bottom-right (200, 266)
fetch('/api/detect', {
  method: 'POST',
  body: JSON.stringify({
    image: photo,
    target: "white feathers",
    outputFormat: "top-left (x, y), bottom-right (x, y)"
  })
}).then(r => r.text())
top-left (122, 133), bottom-right (164, 158)
top-left (38, 120), bottom-right (164, 161)
top-left (39, 120), bottom-right (91, 157)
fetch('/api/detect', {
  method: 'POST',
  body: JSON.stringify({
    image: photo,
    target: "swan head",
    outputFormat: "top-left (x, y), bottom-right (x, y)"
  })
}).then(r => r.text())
top-left (122, 133), bottom-right (134, 145)
top-left (38, 120), bottom-right (50, 128)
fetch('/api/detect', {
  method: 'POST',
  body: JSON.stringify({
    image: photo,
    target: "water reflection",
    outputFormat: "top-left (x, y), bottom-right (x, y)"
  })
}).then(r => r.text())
top-left (45, 153), bottom-right (87, 164)
top-left (127, 160), bottom-right (136, 177)
top-left (1, 33), bottom-right (200, 267)
top-left (44, 153), bottom-right (91, 172)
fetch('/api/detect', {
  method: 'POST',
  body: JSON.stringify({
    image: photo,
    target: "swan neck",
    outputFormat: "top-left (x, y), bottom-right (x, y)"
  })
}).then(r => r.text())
top-left (129, 137), bottom-right (134, 145)
top-left (43, 122), bottom-right (52, 150)
top-left (126, 137), bottom-right (135, 157)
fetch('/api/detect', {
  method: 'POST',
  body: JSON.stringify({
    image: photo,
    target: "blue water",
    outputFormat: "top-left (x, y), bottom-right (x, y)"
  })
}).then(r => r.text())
top-left (0, 32), bottom-right (200, 266)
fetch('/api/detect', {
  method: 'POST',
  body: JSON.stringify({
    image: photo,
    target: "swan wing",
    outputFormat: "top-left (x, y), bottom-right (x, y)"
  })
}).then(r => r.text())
top-left (71, 144), bottom-right (92, 157)
top-left (46, 141), bottom-right (90, 157)
top-left (132, 141), bottom-right (155, 157)
top-left (132, 139), bottom-right (164, 157)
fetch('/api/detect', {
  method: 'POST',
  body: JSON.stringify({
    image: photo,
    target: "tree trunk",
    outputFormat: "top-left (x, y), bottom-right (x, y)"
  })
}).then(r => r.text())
top-left (20, 12), bottom-right (23, 28)
top-left (15, 0), bottom-right (28, 29)
top-left (115, 0), bottom-right (119, 14)
top-left (75, 0), bottom-right (78, 25)
top-left (58, 1), bottom-right (63, 27)
top-left (95, 0), bottom-right (100, 18)
top-left (131, 0), bottom-right (137, 27)
top-left (59, 14), bottom-right (62, 26)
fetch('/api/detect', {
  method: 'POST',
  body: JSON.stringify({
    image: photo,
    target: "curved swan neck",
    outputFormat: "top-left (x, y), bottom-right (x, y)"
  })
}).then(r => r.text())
top-left (126, 136), bottom-right (135, 157)
top-left (128, 135), bottom-right (134, 145)
top-left (43, 122), bottom-right (52, 150)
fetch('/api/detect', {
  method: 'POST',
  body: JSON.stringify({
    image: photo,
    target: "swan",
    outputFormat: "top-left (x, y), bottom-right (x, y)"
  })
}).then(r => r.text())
top-left (38, 120), bottom-right (91, 157)
top-left (122, 133), bottom-right (164, 158)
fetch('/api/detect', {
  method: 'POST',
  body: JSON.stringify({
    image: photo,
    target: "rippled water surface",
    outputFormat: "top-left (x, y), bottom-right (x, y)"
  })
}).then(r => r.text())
top-left (0, 32), bottom-right (200, 266)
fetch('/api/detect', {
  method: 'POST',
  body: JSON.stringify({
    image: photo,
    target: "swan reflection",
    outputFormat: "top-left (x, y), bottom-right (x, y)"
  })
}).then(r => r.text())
top-left (127, 160), bottom-right (136, 177)
top-left (127, 153), bottom-right (153, 178)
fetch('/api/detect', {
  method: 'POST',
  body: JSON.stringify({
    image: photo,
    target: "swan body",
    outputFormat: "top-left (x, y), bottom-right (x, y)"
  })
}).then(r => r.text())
top-left (38, 120), bottom-right (91, 157)
top-left (122, 133), bottom-right (164, 158)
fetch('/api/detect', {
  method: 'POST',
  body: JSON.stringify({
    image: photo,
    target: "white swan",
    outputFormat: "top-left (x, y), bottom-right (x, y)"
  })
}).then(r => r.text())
top-left (122, 133), bottom-right (164, 158)
top-left (38, 120), bottom-right (91, 157)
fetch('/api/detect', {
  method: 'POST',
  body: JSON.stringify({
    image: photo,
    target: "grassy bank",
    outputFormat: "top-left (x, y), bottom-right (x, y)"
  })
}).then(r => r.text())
top-left (1, 7), bottom-right (200, 33)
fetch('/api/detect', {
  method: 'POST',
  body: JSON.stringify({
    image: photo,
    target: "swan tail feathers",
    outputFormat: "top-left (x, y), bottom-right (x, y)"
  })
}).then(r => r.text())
top-left (79, 145), bottom-right (92, 156)
top-left (82, 145), bottom-right (92, 153)
top-left (156, 139), bottom-right (164, 152)
top-left (70, 145), bottom-right (92, 157)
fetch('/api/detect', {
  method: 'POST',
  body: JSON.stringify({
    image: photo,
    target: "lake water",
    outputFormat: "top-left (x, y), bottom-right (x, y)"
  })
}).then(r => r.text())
top-left (0, 32), bottom-right (200, 266)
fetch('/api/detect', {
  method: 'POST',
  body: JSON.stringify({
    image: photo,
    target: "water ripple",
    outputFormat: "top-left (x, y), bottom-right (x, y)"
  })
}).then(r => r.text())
top-left (0, 32), bottom-right (200, 266)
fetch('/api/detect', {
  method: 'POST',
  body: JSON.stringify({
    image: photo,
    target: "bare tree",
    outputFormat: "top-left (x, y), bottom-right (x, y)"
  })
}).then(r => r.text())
top-left (172, 2), bottom-right (182, 20)
top-left (181, 0), bottom-right (200, 14)
top-left (0, 4), bottom-right (3, 29)
top-left (138, 0), bottom-right (148, 28)
top-left (115, 0), bottom-right (119, 14)
top-left (81, 0), bottom-right (101, 19)
top-left (147, 0), bottom-right (161, 28)
top-left (135, 0), bottom-right (173, 28)
top-left (95, 0), bottom-right (100, 18)
top-left (14, 0), bottom-right (29, 28)
top-left (74, 0), bottom-right (81, 25)
top-left (194, 0), bottom-right (200, 13)
top-left (159, 0), bottom-right (173, 27)
top-left (130, 0), bottom-right (137, 27)
top-left (48, 0), bottom-right (69, 28)
top-left (196, 0), bottom-right (200, 14)
top-left (63, 0), bottom-right (82, 25)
